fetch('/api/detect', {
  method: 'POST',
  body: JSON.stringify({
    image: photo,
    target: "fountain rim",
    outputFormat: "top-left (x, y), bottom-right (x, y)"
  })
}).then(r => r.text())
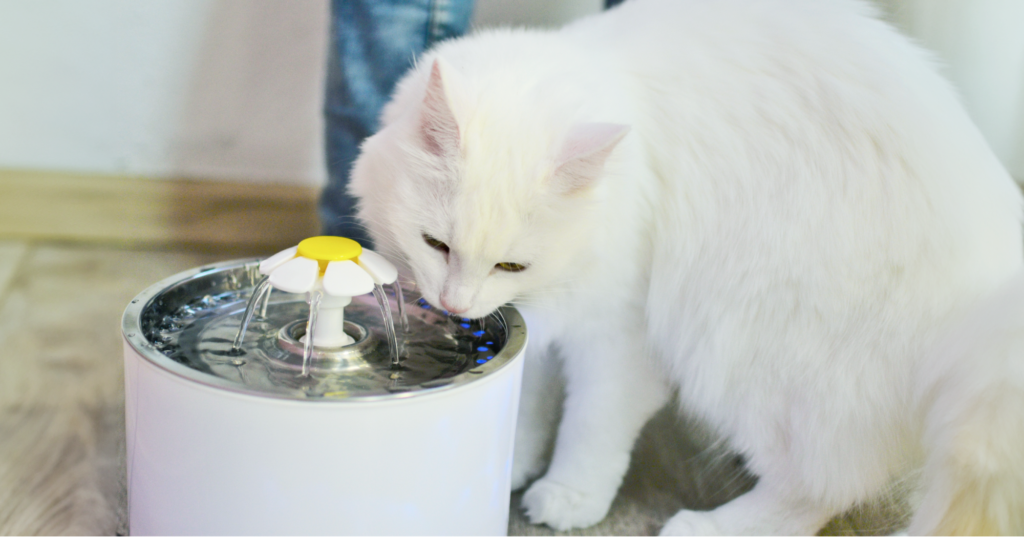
top-left (121, 258), bottom-right (527, 403)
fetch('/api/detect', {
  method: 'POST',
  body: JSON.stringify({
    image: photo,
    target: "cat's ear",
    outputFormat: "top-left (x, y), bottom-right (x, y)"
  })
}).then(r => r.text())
top-left (420, 58), bottom-right (462, 156)
top-left (553, 122), bottom-right (629, 193)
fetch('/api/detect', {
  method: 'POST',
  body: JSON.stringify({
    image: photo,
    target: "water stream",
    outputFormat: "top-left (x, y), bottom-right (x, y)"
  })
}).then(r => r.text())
top-left (231, 275), bottom-right (272, 352)
top-left (394, 283), bottom-right (408, 333)
top-left (302, 290), bottom-right (323, 377)
top-left (372, 284), bottom-right (400, 368)
top-left (230, 274), bottom-right (406, 376)
top-left (259, 285), bottom-right (272, 318)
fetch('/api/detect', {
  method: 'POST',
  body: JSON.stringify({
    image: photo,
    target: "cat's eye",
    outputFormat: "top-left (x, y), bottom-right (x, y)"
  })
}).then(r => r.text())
top-left (422, 233), bottom-right (450, 254)
top-left (495, 262), bottom-right (528, 273)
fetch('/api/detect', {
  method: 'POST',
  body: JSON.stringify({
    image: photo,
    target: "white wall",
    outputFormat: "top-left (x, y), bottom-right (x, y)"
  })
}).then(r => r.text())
top-left (0, 0), bottom-right (1021, 185)
top-left (875, 0), bottom-right (1024, 180)
top-left (0, 0), bottom-right (600, 187)
top-left (0, 0), bottom-right (330, 185)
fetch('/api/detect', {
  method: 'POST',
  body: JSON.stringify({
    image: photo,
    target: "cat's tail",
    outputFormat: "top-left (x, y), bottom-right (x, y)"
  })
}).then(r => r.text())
top-left (909, 270), bottom-right (1024, 535)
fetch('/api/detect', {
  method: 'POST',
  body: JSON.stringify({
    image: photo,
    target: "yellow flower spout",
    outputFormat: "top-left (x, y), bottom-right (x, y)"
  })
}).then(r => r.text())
top-left (297, 236), bottom-right (362, 273)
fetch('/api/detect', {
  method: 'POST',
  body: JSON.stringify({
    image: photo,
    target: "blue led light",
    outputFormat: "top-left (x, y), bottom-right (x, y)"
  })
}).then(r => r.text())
top-left (487, 355), bottom-right (493, 360)
top-left (477, 346), bottom-right (489, 352)
top-left (419, 303), bottom-right (431, 309)
top-left (460, 323), bottom-right (470, 329)
top-left (473, 330), bottom-right (485, 337)
top-left (476, 358), bottom-right (487, 364)
top-left (486, 341), bottom-right (493, 345)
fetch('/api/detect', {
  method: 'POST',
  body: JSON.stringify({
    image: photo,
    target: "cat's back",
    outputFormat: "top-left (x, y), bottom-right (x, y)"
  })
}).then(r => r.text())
top-left (570, 0), bottom-right (894, 67)
top-left (380, 0), bottom-right (1022, 298)
top-left (579, 0), bottom-right (1023, 301)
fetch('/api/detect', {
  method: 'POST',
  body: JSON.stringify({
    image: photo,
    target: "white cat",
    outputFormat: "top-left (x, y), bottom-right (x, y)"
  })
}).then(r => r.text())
top-left (350, 0), bottom-right (1024, 534)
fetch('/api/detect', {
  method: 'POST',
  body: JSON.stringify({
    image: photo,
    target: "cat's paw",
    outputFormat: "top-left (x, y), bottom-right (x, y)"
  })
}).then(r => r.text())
top-left (659, 509), bottom-right (723, 536)
top-left (520, 477), bottom-right (614, 531)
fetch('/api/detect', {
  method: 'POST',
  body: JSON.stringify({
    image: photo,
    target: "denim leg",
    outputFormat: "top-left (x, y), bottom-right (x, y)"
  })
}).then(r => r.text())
top-left (321, 0), bottom-right (474, 247)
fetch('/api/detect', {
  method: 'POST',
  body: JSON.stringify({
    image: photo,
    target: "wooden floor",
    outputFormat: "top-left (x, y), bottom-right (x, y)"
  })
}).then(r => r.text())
top-left (0, 240), bottom-right (226, 534)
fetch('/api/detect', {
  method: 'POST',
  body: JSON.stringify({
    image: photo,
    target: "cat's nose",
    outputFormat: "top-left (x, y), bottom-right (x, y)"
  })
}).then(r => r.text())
top-left (440, 297), bottom-right (468, 315)
top-left (440, 272), bottom-right (474, 314)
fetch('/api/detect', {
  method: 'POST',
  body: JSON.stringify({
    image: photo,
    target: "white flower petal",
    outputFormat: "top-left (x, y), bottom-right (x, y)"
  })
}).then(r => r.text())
top-left (268, 257), bottom-right (319, 293)
top-left (259, 246), bottom-right (298, 276)
top-left (356, 249), bottom-right (398, 285)
top-left (322, 260), bottom-right (376, 297)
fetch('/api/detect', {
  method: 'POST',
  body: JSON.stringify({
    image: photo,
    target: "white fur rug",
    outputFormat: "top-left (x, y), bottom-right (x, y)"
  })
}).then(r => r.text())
top-left (0, 244), bottom-right (900, 535)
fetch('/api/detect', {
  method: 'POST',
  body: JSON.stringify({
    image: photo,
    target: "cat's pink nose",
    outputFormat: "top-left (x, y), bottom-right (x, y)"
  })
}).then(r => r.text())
top-left (440, 297), bottom-right (467, 314)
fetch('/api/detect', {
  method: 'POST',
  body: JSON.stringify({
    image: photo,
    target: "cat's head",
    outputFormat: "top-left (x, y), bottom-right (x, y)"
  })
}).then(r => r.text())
top-left (351, 56), bottom-right (627, 318)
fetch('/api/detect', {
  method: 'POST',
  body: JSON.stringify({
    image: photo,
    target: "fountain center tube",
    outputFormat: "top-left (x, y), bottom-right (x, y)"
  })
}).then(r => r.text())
top-left (301, 294), bottom-right (354, 348)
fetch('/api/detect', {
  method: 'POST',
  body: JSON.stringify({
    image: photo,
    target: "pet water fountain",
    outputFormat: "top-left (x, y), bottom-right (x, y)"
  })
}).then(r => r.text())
top-left (122, 237), bottom-right (528, 535)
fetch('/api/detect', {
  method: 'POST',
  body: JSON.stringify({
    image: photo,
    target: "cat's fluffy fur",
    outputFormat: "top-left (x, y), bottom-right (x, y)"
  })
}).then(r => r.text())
top-left (350, 0), bottom-right (1024, 533)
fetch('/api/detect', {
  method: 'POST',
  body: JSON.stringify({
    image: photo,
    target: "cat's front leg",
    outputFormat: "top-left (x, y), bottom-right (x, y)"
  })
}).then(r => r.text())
top-left (521, 329), bottom-right (671, 530)
top-left (510, 342), bottom-right (563, 490)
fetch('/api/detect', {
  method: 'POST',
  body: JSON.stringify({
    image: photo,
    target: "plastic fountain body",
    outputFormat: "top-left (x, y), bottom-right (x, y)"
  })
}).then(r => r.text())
top-left (121, 236), bottom-right (527, 535)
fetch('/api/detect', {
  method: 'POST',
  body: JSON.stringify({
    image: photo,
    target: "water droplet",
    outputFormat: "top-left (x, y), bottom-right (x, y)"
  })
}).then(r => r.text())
top-left (176, 305), bottom-right (197, 317)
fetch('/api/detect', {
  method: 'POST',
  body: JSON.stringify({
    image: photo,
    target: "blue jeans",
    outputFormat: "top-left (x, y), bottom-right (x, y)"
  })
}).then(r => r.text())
top-left (320, 0), bottom-right (475, 248)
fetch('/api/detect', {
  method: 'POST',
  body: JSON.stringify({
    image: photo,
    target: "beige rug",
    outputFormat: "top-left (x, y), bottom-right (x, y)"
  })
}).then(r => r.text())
top-left (0, 242), bottom-right (903, 535)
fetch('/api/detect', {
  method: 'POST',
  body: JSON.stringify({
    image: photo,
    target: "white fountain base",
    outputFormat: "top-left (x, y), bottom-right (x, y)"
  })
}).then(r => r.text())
top-left (123, 338), bottom-right (525, 535)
